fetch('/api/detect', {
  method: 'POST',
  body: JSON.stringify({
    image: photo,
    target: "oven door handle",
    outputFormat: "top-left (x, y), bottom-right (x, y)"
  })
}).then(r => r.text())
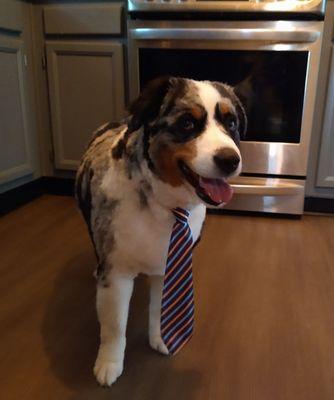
top-left (231, 182), bottom-right (304, 196)
top-left (130, 27), bottom-right (320, 43)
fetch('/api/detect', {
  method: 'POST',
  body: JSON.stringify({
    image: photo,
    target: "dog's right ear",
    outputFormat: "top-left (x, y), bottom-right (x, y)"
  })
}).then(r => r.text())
top-left (128, 76), bottom-right (172, 132)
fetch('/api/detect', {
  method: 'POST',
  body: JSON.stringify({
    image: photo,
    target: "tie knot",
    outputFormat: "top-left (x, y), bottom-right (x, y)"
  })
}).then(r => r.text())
top-left (172, 208), bottom-right (190, 223)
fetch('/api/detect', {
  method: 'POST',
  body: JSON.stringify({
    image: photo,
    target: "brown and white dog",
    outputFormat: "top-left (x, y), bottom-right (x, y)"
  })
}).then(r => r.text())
top-left (75, 77), bottom-right (246, 386)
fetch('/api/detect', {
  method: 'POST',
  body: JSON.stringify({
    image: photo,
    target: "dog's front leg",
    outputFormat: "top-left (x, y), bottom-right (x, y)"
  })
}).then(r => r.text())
top-left (94, 270), bottom-right (134, 386)
top-left (149, 275), bottom-right (169, 355)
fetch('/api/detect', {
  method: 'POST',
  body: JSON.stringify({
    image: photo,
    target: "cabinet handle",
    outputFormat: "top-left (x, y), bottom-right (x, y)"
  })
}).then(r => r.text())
top-left (131, 27), bottom-right (320, 43)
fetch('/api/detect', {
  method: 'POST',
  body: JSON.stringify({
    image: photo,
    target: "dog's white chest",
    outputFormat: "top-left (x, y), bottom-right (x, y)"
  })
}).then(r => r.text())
top-left (111, 201), bottom-right (206, 276)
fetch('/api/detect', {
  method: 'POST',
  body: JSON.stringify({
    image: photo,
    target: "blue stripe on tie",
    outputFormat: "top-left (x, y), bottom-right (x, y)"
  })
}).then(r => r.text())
top-left (161, 290), bottom-right (193, 325)
top-left (163, 305), bottom-right (194, 341)
top-left (164, 253), bottom-right (192, 290)
top-left (169, 224), bottom-right (187, 247)
top-left (169, 325), bottom-right (193, 353)
top-left (167, 226), bottom-right (190, 261)
top-left (162, 272), bottom-right (193, 308)
top-left (162, 267), bottom-right (192, 302)
top-left (167, 243), bottom-right (191, 274)
top-left (167, 234), bottom-right (192, 267)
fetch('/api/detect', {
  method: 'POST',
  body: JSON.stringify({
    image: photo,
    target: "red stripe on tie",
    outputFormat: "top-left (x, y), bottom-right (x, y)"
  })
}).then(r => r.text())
top-left (164, 244), bottom-right (192, 281)
top-left (161, 299), bottom-right (193, 334)
top-left (162, 263), bottom-right (192, 299)
top-left (167, 226), bottom-right (190, 258)
top-left (161, 280), bottom-right (193, 318)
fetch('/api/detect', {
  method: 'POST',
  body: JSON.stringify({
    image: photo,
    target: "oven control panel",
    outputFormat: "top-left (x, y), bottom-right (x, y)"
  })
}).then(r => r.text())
top-left (128, 0), bottom-right (326, 14)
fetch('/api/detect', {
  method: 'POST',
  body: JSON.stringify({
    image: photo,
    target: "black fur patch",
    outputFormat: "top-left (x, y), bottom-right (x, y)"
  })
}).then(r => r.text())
top-left (95, 198), bottom-right (119, 282)
top-left (234, 100), bottom-right (247, 139)
top-left (76, 160), bottom-right (94, 230)
top-left (137, 180), bottom-right (152, 208)
top-left (112, 139), bottom-right (126, 160)
top-left (143, 128), bottom-right (155, 172)
top-left (212, 82), bottom-right (231, 99)
top-left (125, 138), bottom-right (141, 179)
top-left (161, 78), bottom-right (186, 118)
top-left (138, 189), bottom-right (148, 208)
top-left (128, 76), bottom-right (172, 132)
top-left (75, 161), bottom-right (99, 262)
top-left (141, 179), bottom-right (152, 194)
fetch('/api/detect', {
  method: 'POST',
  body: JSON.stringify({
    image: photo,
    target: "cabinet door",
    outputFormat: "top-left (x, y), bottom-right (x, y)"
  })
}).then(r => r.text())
top-left (46, 41), bottom-right (125, 170)
top-left (0, 35), bottom-right (33, 184)
top-left (317, 44), bottom-right (334, 188)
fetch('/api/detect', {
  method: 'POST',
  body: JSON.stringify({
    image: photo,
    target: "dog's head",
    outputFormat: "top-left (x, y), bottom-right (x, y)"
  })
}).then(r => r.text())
top-left (129, 77), bottom-right (246, 206)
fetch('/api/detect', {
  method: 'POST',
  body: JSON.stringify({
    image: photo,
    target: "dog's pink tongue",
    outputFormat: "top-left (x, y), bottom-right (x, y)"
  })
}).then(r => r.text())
top-left (199, 177), bottom-right (233, 204)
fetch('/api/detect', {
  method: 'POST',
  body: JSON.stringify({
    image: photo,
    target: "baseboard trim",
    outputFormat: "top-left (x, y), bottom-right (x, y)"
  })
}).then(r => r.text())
top-left (304, 197), bottom-right (334, 214)
top-left (40, 177), bottom-right (75, 196)
top-left (0, 179), bottom-right (44, 216)
top-left (0, 177), bottom-right (75, 216)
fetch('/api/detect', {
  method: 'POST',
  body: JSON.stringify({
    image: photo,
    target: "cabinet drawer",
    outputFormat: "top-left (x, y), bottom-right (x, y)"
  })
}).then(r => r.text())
top-left (0, 0), bottom-right (23, 32)
top-left (43, 3), bottom-right (123, 35)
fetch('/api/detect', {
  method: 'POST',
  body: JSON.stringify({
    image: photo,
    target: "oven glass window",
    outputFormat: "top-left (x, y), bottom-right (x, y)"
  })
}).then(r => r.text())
top-left (139, 49), bottom-right (308, 144)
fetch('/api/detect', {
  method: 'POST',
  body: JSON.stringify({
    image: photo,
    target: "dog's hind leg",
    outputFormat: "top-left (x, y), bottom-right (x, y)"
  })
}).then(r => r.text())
top-left (94, 270), bottom-right (134, 386)
top-left (149, 275), bottom-right (169, 355)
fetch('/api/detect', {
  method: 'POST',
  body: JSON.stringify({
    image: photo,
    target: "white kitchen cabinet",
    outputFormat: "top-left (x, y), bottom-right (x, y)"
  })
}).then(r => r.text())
top-left (316, 44), bottom-right (334, 188)
top-left (0, 35), bottom-right (34, 185)
top-left (45, 40), bottom-right (125, 170)
top-left (306, 1), bottom-right (334, 200)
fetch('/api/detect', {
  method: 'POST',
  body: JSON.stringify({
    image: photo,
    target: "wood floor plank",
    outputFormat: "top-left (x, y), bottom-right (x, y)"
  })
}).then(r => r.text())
top-left (1, 195), bottom-right (334, 400)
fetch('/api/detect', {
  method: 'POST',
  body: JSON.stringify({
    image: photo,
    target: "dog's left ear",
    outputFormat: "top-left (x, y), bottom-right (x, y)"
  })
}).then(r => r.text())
top-left (234, 79), bottom-right (252, 139)
top-left (233, 89), bottom-right (248, 139)
top-left (128, 76), bottom-right (172, 132)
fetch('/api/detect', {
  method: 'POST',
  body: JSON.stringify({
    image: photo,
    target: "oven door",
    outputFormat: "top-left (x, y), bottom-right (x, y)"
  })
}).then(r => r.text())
top-left (128, 20), bottom-right (323, 213)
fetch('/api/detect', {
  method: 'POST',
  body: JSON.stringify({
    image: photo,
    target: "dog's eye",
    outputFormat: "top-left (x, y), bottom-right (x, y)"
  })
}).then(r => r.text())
top-left (226, 115), bottom-right (237, 132)
top-left (180, 116), bottom-right (195, 131)
top-left (229, 120), bottom-right (236, 131)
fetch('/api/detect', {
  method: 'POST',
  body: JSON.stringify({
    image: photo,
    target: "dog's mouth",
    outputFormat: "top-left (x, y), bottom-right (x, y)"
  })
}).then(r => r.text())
top-left (178, 161), bottom-right (233, 206)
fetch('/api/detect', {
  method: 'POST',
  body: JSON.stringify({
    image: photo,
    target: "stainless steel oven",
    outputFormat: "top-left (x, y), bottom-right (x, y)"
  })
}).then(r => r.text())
top-left (127, 2), bottom-right (325, 214)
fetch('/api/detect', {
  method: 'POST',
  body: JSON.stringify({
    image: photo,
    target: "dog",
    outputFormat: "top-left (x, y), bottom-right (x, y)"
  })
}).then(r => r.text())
top-left (75, 76), bottom-right (246, 386)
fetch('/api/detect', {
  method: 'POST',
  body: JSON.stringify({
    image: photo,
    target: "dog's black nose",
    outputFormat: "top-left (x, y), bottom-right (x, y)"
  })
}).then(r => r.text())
top-left (214, 148), bottom-right (240, 175)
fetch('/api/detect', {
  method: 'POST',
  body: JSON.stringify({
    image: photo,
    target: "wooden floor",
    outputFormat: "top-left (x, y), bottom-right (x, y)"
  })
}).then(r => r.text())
top-left (1, 195), bottom-right (334, 400)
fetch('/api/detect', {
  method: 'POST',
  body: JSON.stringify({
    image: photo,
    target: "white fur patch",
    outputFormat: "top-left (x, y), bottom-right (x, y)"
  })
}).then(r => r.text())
top-left (189, 81), bottom-right (242, 178)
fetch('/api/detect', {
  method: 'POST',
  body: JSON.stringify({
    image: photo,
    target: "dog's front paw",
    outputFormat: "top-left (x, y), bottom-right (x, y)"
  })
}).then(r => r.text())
top-left (149, 334), bottom-right (169, 355)
top-left (94, 357), bottom-right (123, 386)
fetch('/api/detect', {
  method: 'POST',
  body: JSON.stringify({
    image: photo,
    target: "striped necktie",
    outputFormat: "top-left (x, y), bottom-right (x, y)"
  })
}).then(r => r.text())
top-left (161, 207), bottom-right (194, 355)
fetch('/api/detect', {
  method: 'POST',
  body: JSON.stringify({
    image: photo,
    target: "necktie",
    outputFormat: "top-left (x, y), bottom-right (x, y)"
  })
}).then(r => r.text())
top-left (161, 207), bottom-right (194, 355)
